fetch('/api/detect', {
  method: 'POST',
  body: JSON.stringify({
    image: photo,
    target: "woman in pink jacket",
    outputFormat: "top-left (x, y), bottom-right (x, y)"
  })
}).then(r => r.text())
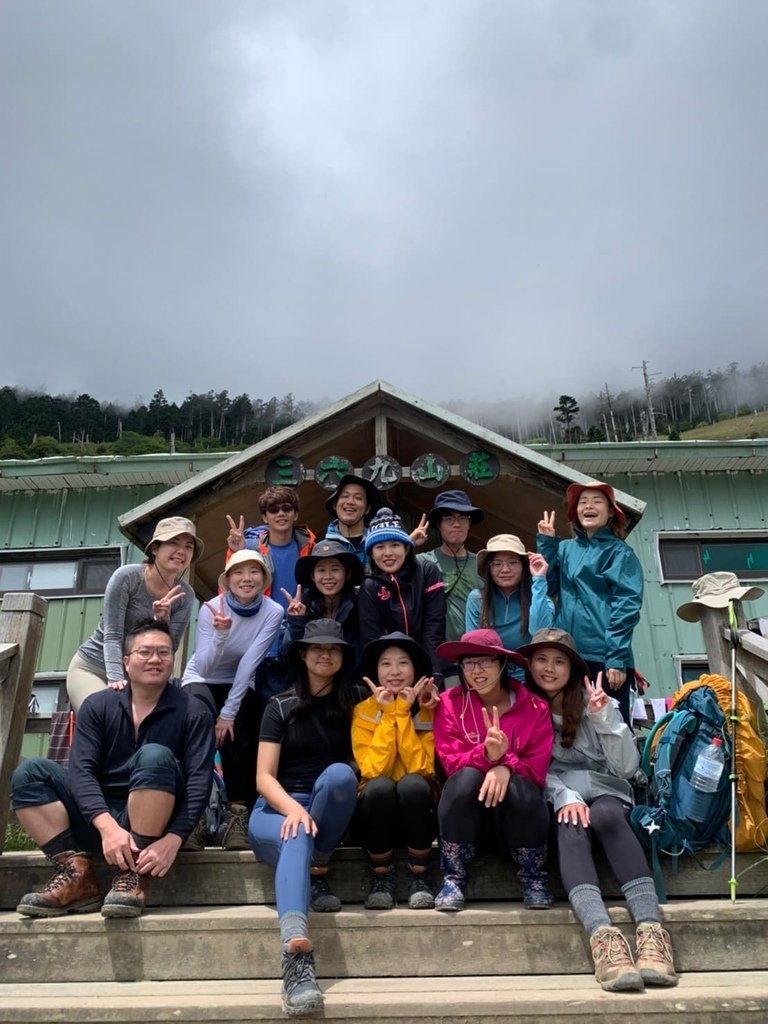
top-left (433, 629), bottom-right (554, 911)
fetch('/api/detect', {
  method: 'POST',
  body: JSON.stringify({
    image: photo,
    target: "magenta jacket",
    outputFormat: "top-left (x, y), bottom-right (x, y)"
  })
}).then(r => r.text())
top-left (434, 680), bottom-right (554, 789)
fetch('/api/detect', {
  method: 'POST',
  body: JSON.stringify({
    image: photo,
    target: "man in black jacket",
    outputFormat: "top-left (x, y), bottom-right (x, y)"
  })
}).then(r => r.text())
top-left (12, 620), bottom-right (214, 919)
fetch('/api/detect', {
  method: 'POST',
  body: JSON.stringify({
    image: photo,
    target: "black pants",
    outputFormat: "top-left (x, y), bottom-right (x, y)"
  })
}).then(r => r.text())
top-left (357, 774), bottom-right (437, 854)
top-left (555, 795), bottom-right (650, 892)
top-left (438, 767), bottom-right (548, 849)
top-left (184, 683), bottom-right (258, 809)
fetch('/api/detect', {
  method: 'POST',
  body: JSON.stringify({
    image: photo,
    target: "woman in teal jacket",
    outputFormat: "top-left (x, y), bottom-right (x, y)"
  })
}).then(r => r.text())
top-left (536, 482), bottom-right (643, 727)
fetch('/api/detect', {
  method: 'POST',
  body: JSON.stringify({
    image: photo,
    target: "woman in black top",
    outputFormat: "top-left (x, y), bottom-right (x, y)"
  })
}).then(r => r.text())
top-left (248, 619), bottom-right (364, 1018)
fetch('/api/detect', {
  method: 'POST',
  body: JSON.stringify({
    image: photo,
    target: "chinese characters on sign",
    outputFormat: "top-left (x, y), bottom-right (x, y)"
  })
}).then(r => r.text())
top-left (265, 452), bottom-right (499, 487)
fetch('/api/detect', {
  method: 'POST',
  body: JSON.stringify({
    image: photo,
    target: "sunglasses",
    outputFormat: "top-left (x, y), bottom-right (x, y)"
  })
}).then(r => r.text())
top-left (266, 503), bottom-right (297, 514)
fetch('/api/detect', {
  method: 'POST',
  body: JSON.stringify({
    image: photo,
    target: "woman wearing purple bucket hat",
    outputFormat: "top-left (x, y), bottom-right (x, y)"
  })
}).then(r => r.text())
top-left (432, 628), bottom-right (554, 911)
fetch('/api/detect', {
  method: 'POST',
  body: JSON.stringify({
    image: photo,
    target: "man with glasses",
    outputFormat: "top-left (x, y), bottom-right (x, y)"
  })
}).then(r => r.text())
top-left (414, 490), bottom-right (484, 647)
top-left (11, 620), bottom-right (214, 919)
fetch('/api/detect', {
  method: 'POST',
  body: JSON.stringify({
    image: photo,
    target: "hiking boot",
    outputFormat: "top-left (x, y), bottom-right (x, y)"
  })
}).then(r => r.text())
top-left (221, 803), bottom-right (249, 850)
top-left (182, 814), bottom-right (207, 852)
top-left (16, 852), bottom-right (101, 918)
top-left (281, 949), bottom-right (324, 1017)
top-left (406, 869), bottom-right (435, 910)
top-left (635, 922), bottom-right (678, 986)
top-left (434, 839), bottom-right (474, 912)
top-left (512, 844), bottom-right (554, 909)
top-left (101, 870), bottom-right (150, 919)
top-left (310, 874), bottom-right (341, 913)
top-left (589, 926), bottom-right (644, 992)
top-left (365, 864), bottom-right (396, 910)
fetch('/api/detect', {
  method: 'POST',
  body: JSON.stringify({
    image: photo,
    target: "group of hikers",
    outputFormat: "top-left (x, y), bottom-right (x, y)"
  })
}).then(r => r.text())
top-left (13, 471), bottom-right (683, 1015)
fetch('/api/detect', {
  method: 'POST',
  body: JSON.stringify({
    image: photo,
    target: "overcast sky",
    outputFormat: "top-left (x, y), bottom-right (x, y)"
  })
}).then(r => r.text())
top-left (2, 1), bottom-right (767, 414)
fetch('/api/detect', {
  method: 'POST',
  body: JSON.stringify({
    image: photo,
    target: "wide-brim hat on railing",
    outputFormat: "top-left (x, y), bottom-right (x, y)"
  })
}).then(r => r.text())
top-left (676, 572), bottom-right (765, 623)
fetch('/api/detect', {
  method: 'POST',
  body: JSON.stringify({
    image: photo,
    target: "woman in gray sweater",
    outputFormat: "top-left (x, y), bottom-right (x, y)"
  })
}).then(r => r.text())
top-left (66, 517), bottom-right (203, 711)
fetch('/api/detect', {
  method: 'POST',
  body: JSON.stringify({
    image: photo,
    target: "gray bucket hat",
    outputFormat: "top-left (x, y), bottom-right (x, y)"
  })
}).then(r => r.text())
top-left (287, 618), bottom-right (354, 671)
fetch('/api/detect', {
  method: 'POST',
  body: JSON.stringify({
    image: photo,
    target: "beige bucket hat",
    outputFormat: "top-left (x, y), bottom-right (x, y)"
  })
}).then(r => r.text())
top-left (676, 572), bottom-right (764, 622)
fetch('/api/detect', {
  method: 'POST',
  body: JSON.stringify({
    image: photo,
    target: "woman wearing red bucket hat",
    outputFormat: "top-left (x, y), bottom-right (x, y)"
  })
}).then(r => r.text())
top-left (536, 481), bottom-right (643, 727)
top-left (432, 628), bottom-right (554, 911)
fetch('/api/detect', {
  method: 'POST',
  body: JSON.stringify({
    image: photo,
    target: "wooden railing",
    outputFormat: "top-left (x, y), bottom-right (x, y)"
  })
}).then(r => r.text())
top-left (0, 594), bottom-right (48, 853)
top-left (698, 603), bottom-right (768, 732)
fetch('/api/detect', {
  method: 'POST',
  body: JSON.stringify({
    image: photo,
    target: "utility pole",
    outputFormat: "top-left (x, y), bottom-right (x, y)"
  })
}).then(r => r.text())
top-left (632, 360), bottom-right (661, 440)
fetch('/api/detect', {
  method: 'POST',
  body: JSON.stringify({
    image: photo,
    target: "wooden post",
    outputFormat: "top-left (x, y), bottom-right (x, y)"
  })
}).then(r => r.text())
top-left (0, 593), bottom-right (48, 853)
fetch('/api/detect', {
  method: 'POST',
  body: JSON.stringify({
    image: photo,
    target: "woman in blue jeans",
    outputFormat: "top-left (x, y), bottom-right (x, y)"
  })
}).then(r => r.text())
top-left (248, 618), bottom-right (365, 1018)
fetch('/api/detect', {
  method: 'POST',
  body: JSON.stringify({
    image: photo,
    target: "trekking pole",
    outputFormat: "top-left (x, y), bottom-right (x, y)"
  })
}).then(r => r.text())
top-left (727, 600), bottom-right (739, 904)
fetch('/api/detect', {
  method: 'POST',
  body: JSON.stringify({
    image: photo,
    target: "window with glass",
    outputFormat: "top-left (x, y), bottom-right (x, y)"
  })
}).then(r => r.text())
top-left (658, 534), bottom-right (768, 582)
top-left (0, 549), bottom-right (121, 596)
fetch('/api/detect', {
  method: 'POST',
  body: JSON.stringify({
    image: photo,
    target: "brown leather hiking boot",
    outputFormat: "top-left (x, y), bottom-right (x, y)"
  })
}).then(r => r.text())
top-left (100, 870), bottom-right (150, 918)
top-left (635, 922), bottom-right (678, 986)
top-left (589, 926), bottom-right (644, 992)
top-left (17, 852), bottom-right (101, 918)
top-left (221, 803), bottom-right (249, 850)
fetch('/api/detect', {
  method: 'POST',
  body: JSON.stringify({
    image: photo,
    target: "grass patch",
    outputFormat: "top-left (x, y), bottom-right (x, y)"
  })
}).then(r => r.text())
top-left (4, 823), bottom-right (36, 851)
top-left (681, 411), bottom-right (768, 440)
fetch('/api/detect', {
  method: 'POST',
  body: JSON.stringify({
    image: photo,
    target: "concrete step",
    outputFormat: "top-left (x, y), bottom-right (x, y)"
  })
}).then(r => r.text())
top-left (2, 846), bottom-right (767, 909)
top-left (1, 972), bottom-right (767, 1022)
top-left (1, 900), bottom-right (766, 984)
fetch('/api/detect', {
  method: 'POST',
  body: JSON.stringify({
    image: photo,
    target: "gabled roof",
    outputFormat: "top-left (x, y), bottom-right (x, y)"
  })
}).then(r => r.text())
top-left (119, 379), bottom-right (645, 599)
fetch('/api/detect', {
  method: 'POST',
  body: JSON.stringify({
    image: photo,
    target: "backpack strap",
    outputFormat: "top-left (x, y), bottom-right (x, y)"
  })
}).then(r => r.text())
top-left (640, 710), bottom-right (676, 776)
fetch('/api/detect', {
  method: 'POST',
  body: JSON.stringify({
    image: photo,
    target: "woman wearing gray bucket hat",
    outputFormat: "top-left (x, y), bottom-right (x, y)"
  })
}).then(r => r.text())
top-left (520, 628), bottom-right (677, 993)
top-left (248, 619), bottom-right (367, 1016)
top-left (180, 550), bottom-right (284, 847)
top-left (280, 539), bottom-right (364, 663)
top-left (465, 534), bottom-right (554, 660)
top-left (66, 516), bottom-right (203, 712)
top-left (352, 633), bottom-right (439, 910)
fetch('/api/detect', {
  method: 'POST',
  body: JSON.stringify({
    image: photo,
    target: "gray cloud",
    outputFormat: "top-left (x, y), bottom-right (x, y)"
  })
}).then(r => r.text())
top-left (2, 1), bottom-right (766, 413)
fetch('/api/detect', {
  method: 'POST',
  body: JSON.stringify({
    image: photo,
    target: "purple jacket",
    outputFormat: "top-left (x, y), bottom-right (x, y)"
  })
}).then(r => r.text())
top-left (434, 679), bottom-right (553, 789)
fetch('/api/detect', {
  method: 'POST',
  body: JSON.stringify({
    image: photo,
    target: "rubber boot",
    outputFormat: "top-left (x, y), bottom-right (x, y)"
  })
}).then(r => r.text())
top-left (512, 844), bottom-right (553, 909)
top-left (434, 839), bottom-right (475, 912)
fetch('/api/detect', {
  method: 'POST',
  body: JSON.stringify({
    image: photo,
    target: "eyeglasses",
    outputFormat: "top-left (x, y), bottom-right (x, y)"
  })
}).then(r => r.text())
top-left (441, 513), bottom-right (470, 523)
top-left (490, 560), bottom-right (521, 570)
top-left (266, 503), bottom-right (296, 514)
top-left (461, 656), bottom-right (498, 671)
top-left (128, 646), bottom-right (174, 660)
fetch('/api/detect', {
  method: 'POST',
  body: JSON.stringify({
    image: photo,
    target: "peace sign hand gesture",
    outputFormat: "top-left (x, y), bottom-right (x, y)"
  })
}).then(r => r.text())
top-left (280, 585), bottom-right (306, 617)
top-left (537, 510), bottom-right (556, 536)
top-left (152, 585), bottom-right (186, 622)
top-left (584, 672), bottom-right (610, 714)
top-left (482, 705), bottom-right (509, 762)
top-left (226, 514), bottom-right (246, 552)
top-left (207, 595), bottom-right (232, 632)
top-left (409, 514), bottom-right (430, 548)
top-left (364, 675), bottom-right (395, 707)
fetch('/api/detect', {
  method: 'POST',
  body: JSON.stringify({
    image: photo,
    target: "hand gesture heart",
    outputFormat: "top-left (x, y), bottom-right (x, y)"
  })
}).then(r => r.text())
top-left (482, 705), bottom-right (509, 762)
top-left (364, 675), bottom-right (394, 707)
top-left (226, 514), bottom-right (246, 552)
top-left (584, 672), bottom-right (610, 714)
top-left (416, 676), bottom-right (439, 710)
top-left (280, 585), bottom-right (306, 617)
top-left (537, 510), bottom-right (556, 536)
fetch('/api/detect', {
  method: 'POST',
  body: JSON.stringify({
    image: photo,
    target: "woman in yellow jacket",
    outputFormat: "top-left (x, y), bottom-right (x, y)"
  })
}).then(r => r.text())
top-left (353, 632), bottom-right (440, 910)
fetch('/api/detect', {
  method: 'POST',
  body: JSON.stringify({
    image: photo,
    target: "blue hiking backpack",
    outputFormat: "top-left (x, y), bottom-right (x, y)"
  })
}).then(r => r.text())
top-left (630, 683), bottom-right (732, 901)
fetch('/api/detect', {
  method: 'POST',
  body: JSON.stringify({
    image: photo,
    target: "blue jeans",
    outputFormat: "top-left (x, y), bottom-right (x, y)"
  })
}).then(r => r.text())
top-left (11, 746), bottom-right (184, 854)
top-left (248, 763), bottom-right (358, 917)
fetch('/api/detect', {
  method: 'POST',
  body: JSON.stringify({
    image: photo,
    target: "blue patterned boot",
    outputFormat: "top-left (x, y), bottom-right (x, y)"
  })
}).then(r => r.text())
top-left (512, 844), bottom-right (553, 909)
top-left (434, 839), bottom-right (475, 912)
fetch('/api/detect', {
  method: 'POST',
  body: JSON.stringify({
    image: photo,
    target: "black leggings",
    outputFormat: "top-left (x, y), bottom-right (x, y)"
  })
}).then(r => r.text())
top-left (357, 774), bottom-right (437, 854)
top-left (556, 795), bottom-right (651, 892)
top-left (184, 682), bottom-right (258, 809)
top-left (438, 767), bottom-right (549, 849)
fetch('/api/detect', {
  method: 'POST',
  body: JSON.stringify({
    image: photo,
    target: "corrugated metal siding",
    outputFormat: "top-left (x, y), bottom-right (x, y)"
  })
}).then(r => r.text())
top-left (36, 597), bottom-right (105, 673)
top-left (603, 472), bottom-right (768, 697)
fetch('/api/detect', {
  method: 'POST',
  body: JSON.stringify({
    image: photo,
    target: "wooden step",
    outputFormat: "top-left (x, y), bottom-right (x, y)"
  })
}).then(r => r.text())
top-left (1, 972), bottom-right (767, 1023)
top-left (2, 847), bottom-right (767, 909)
top-left (1, 900), bottom-right (766, 984)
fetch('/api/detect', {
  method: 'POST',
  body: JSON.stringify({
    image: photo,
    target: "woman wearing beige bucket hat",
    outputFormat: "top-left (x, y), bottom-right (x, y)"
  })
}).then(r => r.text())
top-left (66, 516), bottom-right (203, 712)
top-left (465, 535), bottom-right (554, 661)
top-left (180, 550), bottom-right (284, 848)
top-left (537, 481), bottom-right (643, 727)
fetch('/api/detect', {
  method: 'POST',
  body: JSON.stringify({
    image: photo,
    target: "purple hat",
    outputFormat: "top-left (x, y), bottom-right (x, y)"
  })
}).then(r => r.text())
top-left (437, 628), bottom-right (526, 670)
